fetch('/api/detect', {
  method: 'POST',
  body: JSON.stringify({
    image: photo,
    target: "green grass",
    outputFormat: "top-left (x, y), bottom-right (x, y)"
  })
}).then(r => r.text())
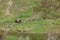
top-left (0, 0), bottom-right (60, 32)
top-left (0, 0), bottom-right (60, 40)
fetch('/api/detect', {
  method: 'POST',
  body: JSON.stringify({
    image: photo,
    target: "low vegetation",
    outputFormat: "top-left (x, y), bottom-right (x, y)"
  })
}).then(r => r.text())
top-left (0, 0), bottom-right (60, 40)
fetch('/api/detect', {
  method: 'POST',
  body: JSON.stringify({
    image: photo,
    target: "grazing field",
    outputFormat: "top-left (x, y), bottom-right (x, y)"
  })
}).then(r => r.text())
top-left (0, 0), bottom-right (60, 40)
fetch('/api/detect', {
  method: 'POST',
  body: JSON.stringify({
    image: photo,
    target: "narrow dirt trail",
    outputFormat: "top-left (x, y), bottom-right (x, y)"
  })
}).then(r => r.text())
top-left (5, 0), bottom-right (13, 16)
top-left (20, 6), bottom-right (33, 11)
top-left (47, 33), bottom-right (57, 40)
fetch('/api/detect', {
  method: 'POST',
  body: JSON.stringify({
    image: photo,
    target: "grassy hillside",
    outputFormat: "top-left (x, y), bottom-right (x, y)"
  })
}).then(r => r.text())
top-left (0, 0), bottom-right (60, 32)
top-left (0, 0), bottom-right (60, 40)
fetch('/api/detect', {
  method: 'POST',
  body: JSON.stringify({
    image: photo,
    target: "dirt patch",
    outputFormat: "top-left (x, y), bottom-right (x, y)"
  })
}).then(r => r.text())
top-left (19, 6), bottom-right (32, 11)
top-left (4, 0), bottom-right (13, 17)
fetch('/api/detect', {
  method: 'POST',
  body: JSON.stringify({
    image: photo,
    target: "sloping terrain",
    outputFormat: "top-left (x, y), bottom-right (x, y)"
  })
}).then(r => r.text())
top-left (0, 0), bottom-right (60, 32)
top-left (0, 0), bottom-right (60, 40)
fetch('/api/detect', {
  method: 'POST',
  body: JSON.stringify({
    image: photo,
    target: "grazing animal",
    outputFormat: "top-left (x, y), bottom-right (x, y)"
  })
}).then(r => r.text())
top-left (15, 19), bottom-right (21, 23)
